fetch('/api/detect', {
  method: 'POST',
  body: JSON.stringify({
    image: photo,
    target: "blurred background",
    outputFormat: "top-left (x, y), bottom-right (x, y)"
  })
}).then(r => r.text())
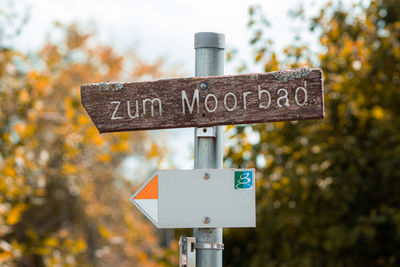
top-left (1, 0), bottom-right (399, 266)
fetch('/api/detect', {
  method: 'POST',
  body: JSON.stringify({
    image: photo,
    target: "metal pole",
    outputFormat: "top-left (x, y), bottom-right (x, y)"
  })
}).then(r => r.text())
top-left (194, 32), bottom-right (225, 267)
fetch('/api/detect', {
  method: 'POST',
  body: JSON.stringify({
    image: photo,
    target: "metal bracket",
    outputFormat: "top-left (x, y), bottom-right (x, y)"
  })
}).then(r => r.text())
top-left (179, 236), bottom-right (196, 267)
top-left (194, 242), bottom-right (224, 250)
top-left (179, 236), bottom-right (224, 266)
top-left (196, 127), bottom-right (216, 137)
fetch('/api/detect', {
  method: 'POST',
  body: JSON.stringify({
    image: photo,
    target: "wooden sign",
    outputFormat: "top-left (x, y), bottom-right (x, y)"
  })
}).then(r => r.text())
top-left (81, 67), bottom-right (324, 133)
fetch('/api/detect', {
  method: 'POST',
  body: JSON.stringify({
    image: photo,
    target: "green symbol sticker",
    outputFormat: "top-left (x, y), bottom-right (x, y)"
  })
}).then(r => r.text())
top-left (234, 171), bottom-right (253, 190)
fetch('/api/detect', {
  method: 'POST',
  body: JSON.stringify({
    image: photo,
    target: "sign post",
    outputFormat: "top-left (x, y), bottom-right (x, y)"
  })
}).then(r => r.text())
top-left (80, 32), bottom-right (325, 267)
top-left (193, 32), bottom-right (225, 267)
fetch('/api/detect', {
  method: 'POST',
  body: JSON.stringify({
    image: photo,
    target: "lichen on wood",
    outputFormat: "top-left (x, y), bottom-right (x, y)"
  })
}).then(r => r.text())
top-left (271, 67), bottom-right (312, 82)
top-left (93, 82), bottom-right (124, 92)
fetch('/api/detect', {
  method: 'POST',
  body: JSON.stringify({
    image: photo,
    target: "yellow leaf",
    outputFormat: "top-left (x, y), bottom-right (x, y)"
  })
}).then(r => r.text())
top-left (98, 225), bottom-right (110, 239)
top-left (2, 133), bottom-right (10, 143)
top-left (22, 124), bottom-right (36, 139)
top-left (77, 114), bottom-right (90, 125)
top-left (293, 151), bottom-right (301, 160)
top-left (44, 237), bottom-right (59, 247)
top-left (26, 70), bottom-right (39, 82)
top-left (96, 154), bottom-right (111, 163)
top-left (62, 163), bottom-right (78, 175)
top-left (34, 188), bottom-right (47, 197)
top-left (147, 143), bottom-right (159, 158)
top-left (272, 182), bottom-right (281, 190)
top-left (137, 251), bottom-right (148, 263)
top-left (341, 39), bottom-right (353, 57)
top-left (14, 122), bottom-right (25, 136)
top-left (35, 247), bottom-right (51, 255)
top-left (0, 251), bottom-right (13, 262)
top-left (66, 108), bottom-right (74, 120)
top-left (372, 106), bottom-right (384, 120)
top-left (92, 135), bottom-right (105, 146)
top-left (18, 90), bottom-right (30, 104)
top-left (6, 203), bottom-right (28, 225)
top-left (63, 238), bottom-right (73, 248)
top-left (111, 141), bottom-right (129, 152)
top-left (281, 177), bottom-right (290, 185)
top-left (255, 52), bottom-right (263, 62)
top-left (86, 127), bottom-right (98, 138)
top-left (72, 239), bottom-right (87, 253)
top-left (3, 166), bottom-right (16, 177)
top-left (36, 75), bottom-right (50, 93)
top-left (27, 71), bottom-right (51, 94)
top-left (65, 147), bottom-right (79, 158)
top-left (64, 98), bottom-right (75, 120)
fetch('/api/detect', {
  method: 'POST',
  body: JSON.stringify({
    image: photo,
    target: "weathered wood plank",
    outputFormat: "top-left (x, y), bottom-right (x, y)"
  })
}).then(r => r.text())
top-left (81, 67), bottom-right (324, 133)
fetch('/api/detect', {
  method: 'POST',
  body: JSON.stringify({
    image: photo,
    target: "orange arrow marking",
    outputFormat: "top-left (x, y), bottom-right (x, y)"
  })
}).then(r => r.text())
top-left (134, 175), bottom-right (158, 199)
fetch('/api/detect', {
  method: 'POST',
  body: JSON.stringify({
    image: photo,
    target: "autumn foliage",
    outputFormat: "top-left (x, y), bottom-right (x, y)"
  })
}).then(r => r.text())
top-left (0, 24), bottom-right (175, 266)
top-left (224, 0), bottom-right (400, 266)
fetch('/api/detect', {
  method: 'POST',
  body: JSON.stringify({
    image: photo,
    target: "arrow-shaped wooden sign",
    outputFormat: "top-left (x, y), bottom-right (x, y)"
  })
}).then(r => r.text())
top-left (130, 169), bottom-right (256, 228)
top-left (81, 67), bottom-right (324, 133)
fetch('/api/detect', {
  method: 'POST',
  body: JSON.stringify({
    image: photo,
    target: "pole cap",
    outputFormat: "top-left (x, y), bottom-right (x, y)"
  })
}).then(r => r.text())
top-left (194, 32), bottom-right (225, 49)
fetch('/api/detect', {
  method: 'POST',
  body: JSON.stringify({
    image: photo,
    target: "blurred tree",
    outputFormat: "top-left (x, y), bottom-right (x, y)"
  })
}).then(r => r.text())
top-left (0, 23), bottom-right (176, 266)
top-left (224, 0), bottom-right (400, 266)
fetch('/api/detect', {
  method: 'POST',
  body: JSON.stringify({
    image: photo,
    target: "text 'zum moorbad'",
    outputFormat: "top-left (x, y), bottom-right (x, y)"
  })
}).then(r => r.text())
top-left (81, 67), bottom-right (324, 133)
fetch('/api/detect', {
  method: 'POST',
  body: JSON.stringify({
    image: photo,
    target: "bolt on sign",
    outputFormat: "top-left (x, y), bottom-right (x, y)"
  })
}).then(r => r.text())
top-left (81, 67), bottom-right (324, 133)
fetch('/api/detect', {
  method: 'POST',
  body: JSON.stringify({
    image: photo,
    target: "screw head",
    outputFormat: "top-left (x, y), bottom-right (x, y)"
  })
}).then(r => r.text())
top-left (203, 173), bottom-right (210, 180)
top-left (199, 82), bottom-right (208, 90)
top-left (202, 216), bottom-right (211, 224)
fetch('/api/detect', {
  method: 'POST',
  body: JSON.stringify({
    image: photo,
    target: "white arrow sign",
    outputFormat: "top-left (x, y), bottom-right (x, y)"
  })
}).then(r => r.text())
top-left (130, 169), bottom-right (256, 229)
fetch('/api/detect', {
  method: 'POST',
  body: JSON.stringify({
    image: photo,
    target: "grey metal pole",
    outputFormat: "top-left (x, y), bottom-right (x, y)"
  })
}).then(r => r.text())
top-left (194, 32), bottom-right (225, 267)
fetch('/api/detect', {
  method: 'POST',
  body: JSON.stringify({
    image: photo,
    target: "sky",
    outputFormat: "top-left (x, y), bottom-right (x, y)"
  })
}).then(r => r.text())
top-left (8, 0), bottom-right (333, 177)
top-left (12, 0), bottom-right (325, 74)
